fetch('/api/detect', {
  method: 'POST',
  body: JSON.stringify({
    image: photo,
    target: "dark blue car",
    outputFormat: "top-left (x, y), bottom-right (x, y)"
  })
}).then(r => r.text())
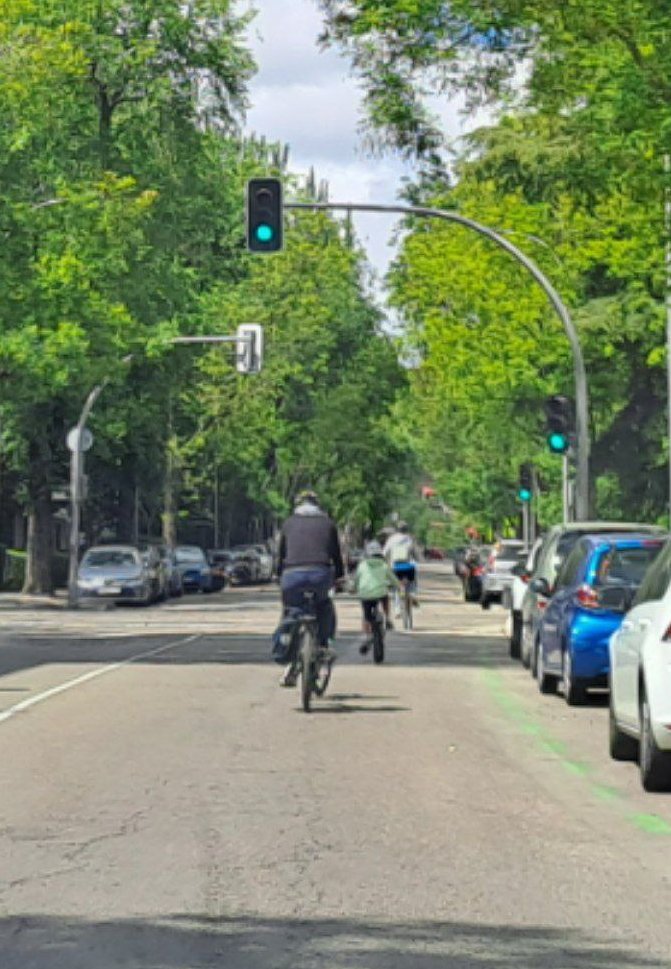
top-left (535, 533), bottom-right (664, 704)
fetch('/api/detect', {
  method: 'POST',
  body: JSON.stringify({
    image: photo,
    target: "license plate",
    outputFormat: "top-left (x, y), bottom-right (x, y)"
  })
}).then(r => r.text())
top-left (100, 586), bottom-right (121, 596)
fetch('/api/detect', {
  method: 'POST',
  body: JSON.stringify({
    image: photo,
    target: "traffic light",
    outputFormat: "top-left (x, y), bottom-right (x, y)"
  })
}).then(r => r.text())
top-left (545, 394), bottom-right (572, 454)
top-left (246, 178), bottom-right (283, 253)
top-left (236, 324), bottom-right (264, 374)
top-left (518, 463), bottom-right (533, 502)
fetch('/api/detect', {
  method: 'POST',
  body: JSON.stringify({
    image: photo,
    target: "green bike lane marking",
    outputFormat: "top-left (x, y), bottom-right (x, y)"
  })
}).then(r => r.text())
top-left (481, 668), bottom-right (671, 836)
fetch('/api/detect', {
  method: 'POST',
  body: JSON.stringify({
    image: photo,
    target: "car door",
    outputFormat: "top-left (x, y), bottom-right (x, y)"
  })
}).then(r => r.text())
top-left (542, 542), bottom-right (587, 673)
top-left (615, 544), bottom-right (671, 726)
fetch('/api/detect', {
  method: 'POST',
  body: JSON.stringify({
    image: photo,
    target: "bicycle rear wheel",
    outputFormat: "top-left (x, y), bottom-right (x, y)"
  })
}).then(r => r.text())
top-left (298, 625), bottom-right (316, 712)
top-left (403, 588), bottom-right (413, 630)
top-left (372, 617), bottom-right (385, 664)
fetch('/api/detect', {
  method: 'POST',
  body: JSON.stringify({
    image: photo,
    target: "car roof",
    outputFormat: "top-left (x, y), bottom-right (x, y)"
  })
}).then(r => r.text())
top-left (86, 544), bottom-right (137, 552)
top-left (549, 521), bottom-right (664, 535)
top-left (581, 532), bottom-right (667, 548)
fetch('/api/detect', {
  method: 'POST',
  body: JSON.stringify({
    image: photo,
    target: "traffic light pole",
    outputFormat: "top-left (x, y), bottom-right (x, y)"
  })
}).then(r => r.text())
top-left (285, 200), bottom-right (591, 520)
top-left (562, 453), bottom-right (570, 525)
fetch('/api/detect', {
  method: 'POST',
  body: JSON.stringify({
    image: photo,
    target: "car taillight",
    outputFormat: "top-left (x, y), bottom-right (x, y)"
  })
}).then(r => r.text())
top-left (576, 584), bottom-right (600, 610)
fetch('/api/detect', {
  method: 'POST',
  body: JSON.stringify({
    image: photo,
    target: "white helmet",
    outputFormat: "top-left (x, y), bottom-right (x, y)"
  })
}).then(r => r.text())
top-left (365, 540), bottom-right (384, 558)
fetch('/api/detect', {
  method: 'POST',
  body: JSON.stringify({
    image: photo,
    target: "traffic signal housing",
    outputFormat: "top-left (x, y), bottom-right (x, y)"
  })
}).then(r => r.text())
top-left (545, 395), bottom-right (572, 454)
top-left (246, 178), bottom-right (283, 253)
top-left (518, 463), bottom-right (533, 502)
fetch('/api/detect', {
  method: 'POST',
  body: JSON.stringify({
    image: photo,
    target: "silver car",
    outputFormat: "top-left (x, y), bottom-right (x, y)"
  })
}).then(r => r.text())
top-left (77, 545), bottom-right (159, 605)
top-left (480, 539), bottom-right (526, 610)
top-left (521, 522), bottom-right (666, 674)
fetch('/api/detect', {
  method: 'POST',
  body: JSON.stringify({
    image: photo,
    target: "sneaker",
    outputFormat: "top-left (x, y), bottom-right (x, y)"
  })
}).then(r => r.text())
top-left (280, 665), bottom-right (298, 687)
top-left (320, 645), bottom-right (337, 664)
top-left (385, 619), bottom-right (394, 631)
top-left (358, 638), bottom-right (371, 655)
top-left (412, 597), bottom-right (420, 608)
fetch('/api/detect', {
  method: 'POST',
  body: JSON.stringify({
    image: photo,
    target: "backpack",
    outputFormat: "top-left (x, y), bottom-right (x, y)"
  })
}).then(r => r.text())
top-left (271, 608), bottom-right (302, 664)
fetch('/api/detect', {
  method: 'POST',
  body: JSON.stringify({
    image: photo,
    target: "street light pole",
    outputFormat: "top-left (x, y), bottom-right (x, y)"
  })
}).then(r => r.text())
top-left (285, 200), bottom-right (591, 520)
top-left (665, 154), bottom-right (671, 526)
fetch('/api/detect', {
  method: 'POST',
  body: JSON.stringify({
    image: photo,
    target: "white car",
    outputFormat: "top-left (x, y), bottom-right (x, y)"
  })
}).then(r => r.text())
top-left (609, 538), bottom-right (671, 791)
top-left (480, 539), bottom-right (525, 610)
top-left (506, 538), bottom-right (543, 660)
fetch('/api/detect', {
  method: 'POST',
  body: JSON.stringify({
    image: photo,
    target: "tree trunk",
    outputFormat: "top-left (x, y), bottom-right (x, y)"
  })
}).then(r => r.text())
top-left (162, 440), bottom-right (178, 547)
top-left (23, 489), bottom-right (53, 594)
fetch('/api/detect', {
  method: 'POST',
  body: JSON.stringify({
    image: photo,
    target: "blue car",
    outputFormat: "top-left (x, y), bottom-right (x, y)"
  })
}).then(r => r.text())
top-left (174, 545), bottom-right (213, 593)
top-left (534, 533), bottom-right (664, 704)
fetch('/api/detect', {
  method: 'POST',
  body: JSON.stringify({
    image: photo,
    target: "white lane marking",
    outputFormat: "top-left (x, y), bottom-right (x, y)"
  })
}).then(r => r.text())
top-left (0, 634), bottom-right (200, 727)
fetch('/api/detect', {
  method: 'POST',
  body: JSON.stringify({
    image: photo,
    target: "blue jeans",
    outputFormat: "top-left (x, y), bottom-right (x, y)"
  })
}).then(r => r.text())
top-left (281, 567), bottom-right (335, 647)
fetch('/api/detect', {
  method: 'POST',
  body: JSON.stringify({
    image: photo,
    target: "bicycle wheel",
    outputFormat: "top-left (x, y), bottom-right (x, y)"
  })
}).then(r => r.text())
top-left (372, 617), bottom-right (385, 664)
top-left (403, 588), bottom-right (413, 630)
top-left (298, 625), bottom-right (316, 713)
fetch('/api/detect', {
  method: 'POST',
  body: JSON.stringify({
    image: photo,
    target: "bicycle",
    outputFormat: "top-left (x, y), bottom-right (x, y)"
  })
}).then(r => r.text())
top-left (295, 591), bottom-right (334, 712)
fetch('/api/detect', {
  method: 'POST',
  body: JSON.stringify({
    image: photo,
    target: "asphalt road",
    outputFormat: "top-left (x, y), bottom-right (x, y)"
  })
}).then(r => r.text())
top-left (1, 566), bottom-right (671, 968)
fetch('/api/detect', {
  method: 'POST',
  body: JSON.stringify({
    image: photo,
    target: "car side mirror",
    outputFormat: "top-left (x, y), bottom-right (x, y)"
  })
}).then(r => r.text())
top-left (531, 577), bottom-right (551, 597)
top-left (598, 585), bottom-right (631, 613)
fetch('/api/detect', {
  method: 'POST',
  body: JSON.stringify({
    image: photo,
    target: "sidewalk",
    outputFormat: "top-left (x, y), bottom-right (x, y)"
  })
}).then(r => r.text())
top-left (0, 590), bottom-right (67, 610)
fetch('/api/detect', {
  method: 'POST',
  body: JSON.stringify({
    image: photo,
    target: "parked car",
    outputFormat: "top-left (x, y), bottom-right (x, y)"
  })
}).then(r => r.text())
top-left (535, 534), bottom-right (664, 704)
top-left (225, 548), bottom-right (262, 585)
top-left (480, 539), bottom-right (525, 610)
top-left (207, 551), bottom-right (229, 591)
top-left (520, 522), bottom-right (665, 674)
top-left (140, 545), bottom-right (166, 600)
top-left (232, 544), bottom-right (273, 582)
top-left (158, 546), bottom-right (184, 598)
top-left (174, 545), bottom-right (213, 593)
top-left (506, 539), bottom-right (543, 660)
top-left (77, 544), bottom-right (159, 605)
top-left (452, 546), bottom-right (467, 577)
top-left (462, 546), bottom-right (491, 603)
top-left (610, 538), bottom-right (671, 791)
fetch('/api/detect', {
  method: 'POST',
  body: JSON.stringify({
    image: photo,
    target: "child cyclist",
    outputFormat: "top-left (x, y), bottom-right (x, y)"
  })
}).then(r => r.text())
top-left (353, 541), bottom-right (400, 655)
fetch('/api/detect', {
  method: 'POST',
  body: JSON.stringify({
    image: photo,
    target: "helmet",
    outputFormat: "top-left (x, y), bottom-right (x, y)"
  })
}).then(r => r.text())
top-left (295, 488), bottom-right (319, 506)
top-left (365, 540), bottom-right (383, 558)
top-left (397, 521), bottom-right (409, 533)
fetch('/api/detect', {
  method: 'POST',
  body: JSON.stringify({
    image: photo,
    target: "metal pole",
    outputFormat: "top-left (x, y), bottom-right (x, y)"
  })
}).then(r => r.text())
top-left (665, 154), bottom-right (671, 526)
top-left (286, 200), bottom-right (591, 519)
top-left (562, 453), bottom-right (570, 525)
top-left (522, 501), bottom-right (530, 550)
top-left (214, 467), bottom-right (220, 548)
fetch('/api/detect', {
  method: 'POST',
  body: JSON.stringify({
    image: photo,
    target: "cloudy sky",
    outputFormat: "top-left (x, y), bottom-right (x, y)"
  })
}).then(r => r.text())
top-left (243, 0), bottom-right (484, 291)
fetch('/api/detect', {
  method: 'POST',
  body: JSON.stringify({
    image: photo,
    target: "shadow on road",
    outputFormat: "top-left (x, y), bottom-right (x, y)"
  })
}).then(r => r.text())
top-left (0, 913), bottom-right (665, 969)
top-left (0, 631), bottom-right (510, 683)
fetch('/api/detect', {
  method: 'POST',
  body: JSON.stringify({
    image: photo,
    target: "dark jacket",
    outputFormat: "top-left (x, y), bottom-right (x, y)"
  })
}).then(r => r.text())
top-left (278, 503), bottom-right (344, 579)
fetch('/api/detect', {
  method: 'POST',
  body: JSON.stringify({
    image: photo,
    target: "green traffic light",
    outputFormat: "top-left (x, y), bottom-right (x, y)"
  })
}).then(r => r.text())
top-left (548, 431), bottom-right (568, 454)
top-left (255, 224), bottom-right (274, 243)
top-left (518, 488), bottom-right (532, 502)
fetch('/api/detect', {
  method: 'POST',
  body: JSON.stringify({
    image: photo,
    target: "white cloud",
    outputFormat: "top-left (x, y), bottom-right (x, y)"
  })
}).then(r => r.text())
top-left (243, 0), bottom-right (488, 290)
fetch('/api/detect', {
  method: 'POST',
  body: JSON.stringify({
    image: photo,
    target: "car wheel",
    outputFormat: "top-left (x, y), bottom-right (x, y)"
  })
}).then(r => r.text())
top-left (509, 612), bottom-right (522, 660)
top-left (537, 643), bottom-right (557, 694)
top-left (639, 688), bottom-right (671, 792)
top-left (609, 691), bottom-right (638, 762)
top-left (562, 648), bottom-right (586, 706)
top-left (530, 636), bottom-right (539, 678)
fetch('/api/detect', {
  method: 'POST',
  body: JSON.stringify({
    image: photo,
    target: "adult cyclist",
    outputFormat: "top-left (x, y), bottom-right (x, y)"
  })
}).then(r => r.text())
top-left (277, 489), bottom-right (344, 687)
top-left (383, 521), bottom-right (420, 616)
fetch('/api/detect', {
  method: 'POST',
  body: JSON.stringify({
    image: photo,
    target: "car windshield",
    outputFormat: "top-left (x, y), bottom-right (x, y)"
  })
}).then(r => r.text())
top-left (83, 549), bottom-right (138, 568)
top-left (175, 547), bottom-right (205, 564)
top-left (594, 544), bottom-right (663, 587)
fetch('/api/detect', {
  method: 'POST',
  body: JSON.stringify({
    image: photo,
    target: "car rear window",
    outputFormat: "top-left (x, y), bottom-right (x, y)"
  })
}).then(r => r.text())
top-left (84, 549), bottom-right (137, 567)
top-left (594, 544), bottom-right (663, 587)
top-left (175, 547), bottom-right (205, 564)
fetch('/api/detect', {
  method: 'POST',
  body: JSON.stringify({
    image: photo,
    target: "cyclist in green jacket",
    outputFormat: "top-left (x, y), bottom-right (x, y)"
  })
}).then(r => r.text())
top-left (353, 541), bottom-right (399, 655)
